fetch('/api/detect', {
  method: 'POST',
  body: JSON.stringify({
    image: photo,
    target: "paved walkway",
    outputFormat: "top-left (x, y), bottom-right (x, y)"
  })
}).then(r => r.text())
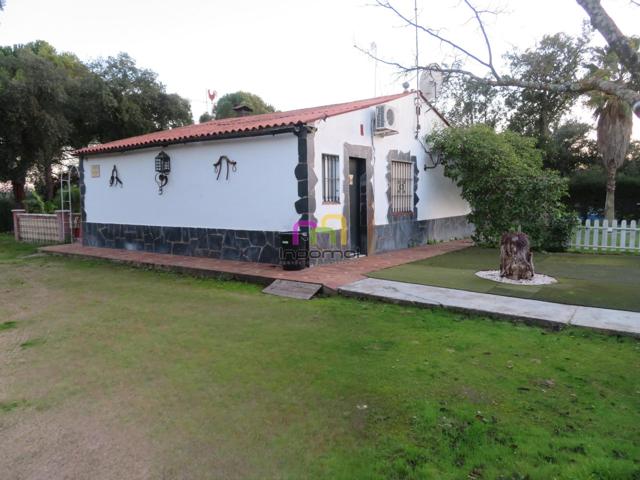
top-left (40, 239), bottom-right (472, 291)
top-left (338, 278), bottom-right (640, 336)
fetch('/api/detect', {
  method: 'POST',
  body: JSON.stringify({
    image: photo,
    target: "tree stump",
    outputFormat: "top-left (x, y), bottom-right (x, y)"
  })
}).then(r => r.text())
top-left (500, 232), bottom-right (535, 281)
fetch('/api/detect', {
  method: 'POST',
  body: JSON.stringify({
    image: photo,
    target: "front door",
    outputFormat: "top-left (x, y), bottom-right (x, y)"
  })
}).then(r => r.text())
top-left (348, 157), bottom-right (367, 255)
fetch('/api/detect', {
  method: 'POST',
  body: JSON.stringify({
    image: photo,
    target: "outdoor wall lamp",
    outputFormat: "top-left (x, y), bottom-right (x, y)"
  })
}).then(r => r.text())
top-left (154, 151), bottom-right (171, 194)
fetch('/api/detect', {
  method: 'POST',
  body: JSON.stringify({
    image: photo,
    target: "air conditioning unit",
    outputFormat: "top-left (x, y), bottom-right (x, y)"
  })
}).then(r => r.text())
top-left (374, 105), bottom-right (398, 136)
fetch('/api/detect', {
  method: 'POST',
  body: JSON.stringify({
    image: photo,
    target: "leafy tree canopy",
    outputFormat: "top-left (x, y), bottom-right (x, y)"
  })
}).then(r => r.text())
top-left (199, 112), bottom-right (214, 123)
top-left (88, 53), bottom-right (192, 142)
top-left (428, 125), bottom-right (575, 251)
top-left (214, 91), bottom-right (275, 120)
top-left (0, 43), bottom-right (193, 202)
top-left (505, 33), bottom-right (588, 142)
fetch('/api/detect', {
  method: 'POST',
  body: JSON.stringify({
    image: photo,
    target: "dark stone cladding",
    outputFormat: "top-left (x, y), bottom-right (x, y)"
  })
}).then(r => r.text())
top-left (83, 222), bottom-right (282, 264)
top-left (374, 214), bottom-right (474, 253)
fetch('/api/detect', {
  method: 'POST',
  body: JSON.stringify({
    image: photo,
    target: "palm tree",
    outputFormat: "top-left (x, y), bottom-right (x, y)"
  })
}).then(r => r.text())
top-left (595, 98), bottom-right (633, 221)
top-left (587, 44), bottom-right (636, 221)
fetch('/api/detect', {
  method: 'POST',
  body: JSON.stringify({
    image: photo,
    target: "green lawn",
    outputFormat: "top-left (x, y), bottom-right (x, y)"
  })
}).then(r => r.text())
top-left (369, 247), bottom-right (640, 312)
top-left (0, 234), bottom-right (639, 479)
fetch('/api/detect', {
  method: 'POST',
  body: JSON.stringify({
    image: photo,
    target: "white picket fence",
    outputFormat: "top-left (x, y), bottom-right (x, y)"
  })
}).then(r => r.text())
top-left (569, 218), bottom-right (640, 253)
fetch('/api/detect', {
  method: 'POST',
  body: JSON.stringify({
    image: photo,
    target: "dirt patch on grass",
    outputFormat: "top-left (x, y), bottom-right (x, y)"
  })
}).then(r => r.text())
top-left (0, 402), bottom-right (153, 480)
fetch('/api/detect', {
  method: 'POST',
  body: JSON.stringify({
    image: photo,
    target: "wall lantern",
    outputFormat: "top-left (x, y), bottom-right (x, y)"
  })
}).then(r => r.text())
top-left (154, 151), bottom-right (171, 194)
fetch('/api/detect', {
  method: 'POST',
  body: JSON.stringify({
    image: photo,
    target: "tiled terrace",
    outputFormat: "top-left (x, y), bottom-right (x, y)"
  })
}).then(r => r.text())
top-left (40, 239), bottom-right (472, 292)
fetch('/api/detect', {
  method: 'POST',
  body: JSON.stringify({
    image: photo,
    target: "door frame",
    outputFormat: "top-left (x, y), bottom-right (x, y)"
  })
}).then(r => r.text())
top-left (342, 143), bottom-right (374, 256)
top-left (348, 157), bottom-right (367, 254)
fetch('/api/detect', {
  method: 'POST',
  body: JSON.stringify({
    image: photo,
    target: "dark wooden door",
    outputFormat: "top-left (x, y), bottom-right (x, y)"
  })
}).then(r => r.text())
top-left (348, 157), bottom-right (367, 255)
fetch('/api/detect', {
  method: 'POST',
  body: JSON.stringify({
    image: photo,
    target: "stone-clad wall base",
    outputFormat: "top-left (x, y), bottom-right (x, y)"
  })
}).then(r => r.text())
top-left (83, 222), bottom-right (281, 264)
top-left (308, 230), bottom-right (353, 266)
top-left (373, 215), bottom-right (474, 254)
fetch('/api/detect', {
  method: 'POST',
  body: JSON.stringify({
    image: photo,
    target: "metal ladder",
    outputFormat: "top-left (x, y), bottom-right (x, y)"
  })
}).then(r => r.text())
top-left (59, 165), bottom-right (79, 243)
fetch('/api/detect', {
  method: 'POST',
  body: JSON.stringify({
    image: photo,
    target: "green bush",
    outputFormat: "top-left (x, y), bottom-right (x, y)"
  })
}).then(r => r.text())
top-left (0, 195), bottom-right (15, 232)
top-left (428, 125), bottom-right (576, 250)
top-left (24, 190), bottom-right (56, 214)
top-left (23, 185), bottom-right (81, 214)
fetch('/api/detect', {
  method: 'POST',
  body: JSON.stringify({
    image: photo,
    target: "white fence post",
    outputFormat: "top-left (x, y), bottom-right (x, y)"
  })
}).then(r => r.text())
top-left (570, 218), bottom-right (639, 254)
top-left (11, 209), bottom-right (25, 241)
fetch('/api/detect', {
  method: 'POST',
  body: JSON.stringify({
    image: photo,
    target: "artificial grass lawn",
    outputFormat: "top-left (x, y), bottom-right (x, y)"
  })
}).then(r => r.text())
top-left (369, 246), bottom-right (640, 312)
top-left (0, 234), bottom-right (639, 479)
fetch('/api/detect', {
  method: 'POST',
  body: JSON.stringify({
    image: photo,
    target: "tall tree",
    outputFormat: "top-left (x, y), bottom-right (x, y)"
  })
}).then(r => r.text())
top-left (0, 46), bottom-right (194, 203)
top-left (506, 33), bottom-right (587, 145)
top-left (586, 40), bottom-right (638, 220)
top-left (88, 53), bottom-right (193, 142)
top-left (0, 41), bottom-right (74, 202)
top-left (546, 121), bottom-right (597, 175)
top-left (436, 73), bottom-right (504, 128)
top-left (199, 112), bottom-right (214, 123)
top-left (364, 0), bottom-right (639, 218)
top-left (214, 91), bottom-right (275, 120)
top-left (365, 0), bottom-right (640, 113)
top-left (594, 98), bottom-right (633, 220)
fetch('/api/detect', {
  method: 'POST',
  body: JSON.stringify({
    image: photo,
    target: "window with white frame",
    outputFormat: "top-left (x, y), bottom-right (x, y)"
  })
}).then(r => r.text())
top-left (391, 160), bottom-right (413, 214)
top-left (322, 154), bottom-right (340, 203)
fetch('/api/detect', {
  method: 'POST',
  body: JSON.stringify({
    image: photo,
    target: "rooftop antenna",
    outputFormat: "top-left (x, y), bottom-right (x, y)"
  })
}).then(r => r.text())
top-left (371, 42), bottom-right (378, 97)
top-left (415, 0), bottom-right (419, 94)
top-left (414, 0), bottom-right (421, 137)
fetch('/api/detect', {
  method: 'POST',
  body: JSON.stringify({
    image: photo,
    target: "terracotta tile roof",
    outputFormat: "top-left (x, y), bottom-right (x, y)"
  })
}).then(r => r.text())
top-left (76, 91), bottom-right (414, 155)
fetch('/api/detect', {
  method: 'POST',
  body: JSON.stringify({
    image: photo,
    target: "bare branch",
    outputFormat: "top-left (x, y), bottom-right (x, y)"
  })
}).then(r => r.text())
top-left (429, 66), bottom-right (640, 108)
top-left (462, 0), bottom-right (500, 79)
top-left (373, 0), bottom-right (500, 78)
top-left (576, 0), bottom-right (640, 85)
top-left (355, 42), bottom-right (640, 111)
top-left (354, 44), bottom-right (414, 72)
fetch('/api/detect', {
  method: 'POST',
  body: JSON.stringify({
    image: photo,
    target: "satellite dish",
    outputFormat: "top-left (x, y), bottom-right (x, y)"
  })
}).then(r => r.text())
top-left (419, 69), bottom-right (443, 101)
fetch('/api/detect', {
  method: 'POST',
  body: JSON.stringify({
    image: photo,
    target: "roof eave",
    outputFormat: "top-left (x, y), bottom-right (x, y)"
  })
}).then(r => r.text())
top-left (74, 124), bottom-right (302, 157)
top-left (418, 91), bottom-right (451, 127)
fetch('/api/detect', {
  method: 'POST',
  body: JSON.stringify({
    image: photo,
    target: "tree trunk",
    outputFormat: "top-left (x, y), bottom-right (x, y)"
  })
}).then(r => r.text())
top-left (44, 161), bottom-right (54, 201)
top-left (604, 163), bottom-right (617, 222)
top-left (500, 232), bottom-right (535, 281)
top-left (11, 178), bottom-right (26, 208)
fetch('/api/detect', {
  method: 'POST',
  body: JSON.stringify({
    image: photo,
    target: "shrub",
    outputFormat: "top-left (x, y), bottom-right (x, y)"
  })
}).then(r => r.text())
top-left (24, 190), bottom-right (56, 214)
top-left (23, 185), bottom-right (81, 214)
top-left (428, 125), bottom-right (576, 250)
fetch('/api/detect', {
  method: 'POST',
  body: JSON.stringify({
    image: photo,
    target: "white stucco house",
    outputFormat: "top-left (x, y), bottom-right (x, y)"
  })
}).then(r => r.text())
top-left (76, 91), bottom-right (471, 266)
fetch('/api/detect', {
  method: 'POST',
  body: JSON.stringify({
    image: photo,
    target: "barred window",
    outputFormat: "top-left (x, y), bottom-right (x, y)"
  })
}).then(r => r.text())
top-left (322, 154), bottom-right (340, 203)
top-left (391, 160), bottom-right (413, 214)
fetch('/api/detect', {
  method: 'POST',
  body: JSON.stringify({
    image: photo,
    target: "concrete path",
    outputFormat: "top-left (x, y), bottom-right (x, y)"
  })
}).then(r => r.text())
top-left (339, 278), bottom-right (640, 336)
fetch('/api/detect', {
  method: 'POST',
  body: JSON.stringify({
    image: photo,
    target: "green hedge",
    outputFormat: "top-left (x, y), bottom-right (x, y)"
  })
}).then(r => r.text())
top-left (569, 169), bottom-right (640, 220)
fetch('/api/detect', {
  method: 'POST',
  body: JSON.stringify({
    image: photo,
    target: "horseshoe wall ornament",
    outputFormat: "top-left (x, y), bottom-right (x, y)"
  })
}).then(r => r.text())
top-left (213, 155), bottom-right (238, 180)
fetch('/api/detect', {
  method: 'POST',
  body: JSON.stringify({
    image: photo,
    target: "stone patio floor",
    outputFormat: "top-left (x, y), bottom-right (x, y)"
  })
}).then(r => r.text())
top-left (40, 239), bottom-right (472, 292)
